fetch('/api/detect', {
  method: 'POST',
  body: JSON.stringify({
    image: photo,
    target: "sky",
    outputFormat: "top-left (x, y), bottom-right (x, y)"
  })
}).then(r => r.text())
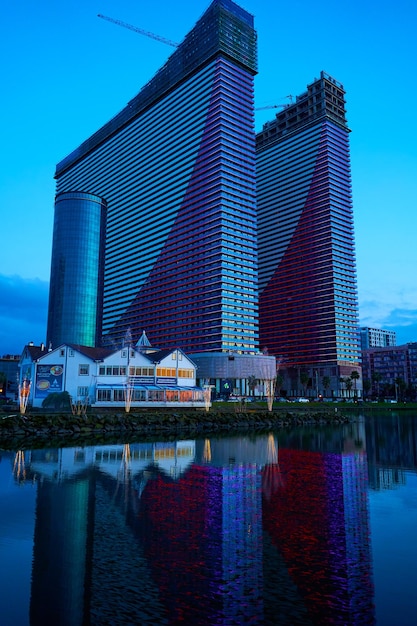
top-left (1, 0), bottom-right (416, 356)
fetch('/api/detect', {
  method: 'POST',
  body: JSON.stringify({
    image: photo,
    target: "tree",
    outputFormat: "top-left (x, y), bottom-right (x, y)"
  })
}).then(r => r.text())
top-left (300, 371), bottom-right (309, 397)
top-left (275, 373), bottom-right (284, 398)
top-left (42, 391), bottom-right (72, 410)
top-left (345, 378), bottom-right (353, 398)
top-left (363, 379), bottom-right (371, 399)
top-left (0, 371), bottom-right (6, 397)
top-left (395, 377), bottom-right (406, 401)
top-left (339, 377), bottom-right (346, 398)
top-left (350, 370), bottom-right (360, 398)
top-left (322, 376), bottom-right (331, 398)
top-left (372, 372), bottom-right (382, 399)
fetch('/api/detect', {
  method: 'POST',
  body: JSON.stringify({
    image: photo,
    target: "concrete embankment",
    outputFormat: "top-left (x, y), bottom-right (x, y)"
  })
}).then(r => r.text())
top-left (0, 405), bottom-right (350, 450)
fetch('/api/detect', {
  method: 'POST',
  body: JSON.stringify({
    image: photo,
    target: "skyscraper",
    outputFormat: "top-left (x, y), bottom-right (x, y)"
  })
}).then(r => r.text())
top-left (47, 192), bottom-right (107, 348)
top-left (256, 72), bottom-right (361, 397)
top-left (49, 0), bottom-right (259, 355)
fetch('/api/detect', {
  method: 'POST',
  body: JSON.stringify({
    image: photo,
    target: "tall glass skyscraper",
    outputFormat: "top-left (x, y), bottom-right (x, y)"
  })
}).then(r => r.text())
top-left (51, 0), bottom-right (259, 354)
top-left (47, 192), bottom-right (107, 348)
top-left (256, 72), bottom-right (361, 396)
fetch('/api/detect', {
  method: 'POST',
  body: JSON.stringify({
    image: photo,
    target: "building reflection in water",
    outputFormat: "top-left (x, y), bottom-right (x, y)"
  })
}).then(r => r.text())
top-left (20, 425), bottom-right (375, 625)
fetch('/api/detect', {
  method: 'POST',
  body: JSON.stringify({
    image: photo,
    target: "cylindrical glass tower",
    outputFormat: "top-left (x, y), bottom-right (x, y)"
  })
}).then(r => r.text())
top-left (46, 192), bottom-right (107, 348)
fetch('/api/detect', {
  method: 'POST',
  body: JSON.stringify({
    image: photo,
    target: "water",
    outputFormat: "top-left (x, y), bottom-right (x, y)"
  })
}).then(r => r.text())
top-left (0, 412), bottom-right (416, 625)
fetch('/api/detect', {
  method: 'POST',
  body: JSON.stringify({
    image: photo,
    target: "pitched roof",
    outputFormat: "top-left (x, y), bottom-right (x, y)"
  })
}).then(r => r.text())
top-left (146, 349), bottom-right (173, 364)
top-left (136, 330), bottom-right (152, 348)
top-left (67, 344), bottom-right (113, 361)
top-left (22, 344), bottom-right (48, 361)
top-left (145, 347), bottom-right (196, 367)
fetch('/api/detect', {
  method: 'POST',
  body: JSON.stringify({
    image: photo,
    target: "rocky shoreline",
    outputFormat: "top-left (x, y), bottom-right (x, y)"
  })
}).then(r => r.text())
top-left (0, 405), bottom-right (350, 450)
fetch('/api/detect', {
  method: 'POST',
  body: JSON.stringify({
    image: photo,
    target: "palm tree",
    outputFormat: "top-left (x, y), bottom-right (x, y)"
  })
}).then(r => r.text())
top-left (275, 373), bottom-right (284, 398)
top-left (363, 379), bottom-right (371, 400)
top-left (395, 377), bottom-right (406, 402)
top-left (345, 378), bottom-right (353, 399)
top-left (372, 372), bottom-right (382, 399)
top-left (322, 376), bottom-right (330, 398)
top-left (350, 370), bottom-right (360, 398)
top-left (300, 371), bottom-right (309, 397)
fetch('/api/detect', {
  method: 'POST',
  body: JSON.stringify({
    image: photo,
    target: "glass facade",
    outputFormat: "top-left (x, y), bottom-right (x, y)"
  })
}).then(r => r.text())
top-left (47, 192), bottom-right (107, 348)
top-left (53, 0), bottom-right (258, 354)
top-left (256, 72), bottom-right (361, 368)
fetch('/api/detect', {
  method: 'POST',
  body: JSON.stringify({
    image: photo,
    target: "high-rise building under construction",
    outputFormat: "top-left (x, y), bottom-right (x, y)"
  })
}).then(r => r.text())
top-left (256, 72), bottom-right (361, 396)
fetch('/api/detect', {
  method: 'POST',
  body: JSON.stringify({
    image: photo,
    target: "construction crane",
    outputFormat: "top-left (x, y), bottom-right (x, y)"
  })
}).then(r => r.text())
top-left (256, 105), bottom-right (287, 111)
top-left (256, 96), bottom-right (294, 111)
top-left (97, 14), bottom-right (179, 48)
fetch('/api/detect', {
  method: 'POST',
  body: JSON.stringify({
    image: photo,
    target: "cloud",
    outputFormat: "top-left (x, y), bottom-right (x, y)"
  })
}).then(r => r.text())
top-left (382, 308), bottom-right (417, 345)
top-left (0, 274), bottom-right (49, 355)
top-left (358, 275), bottom-right (417, 344)
top-left (359, 299), bottom-right (417, 345)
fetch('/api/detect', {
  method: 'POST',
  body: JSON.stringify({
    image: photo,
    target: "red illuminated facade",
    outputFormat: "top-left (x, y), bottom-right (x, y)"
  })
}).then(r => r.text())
top-left (256, 72), bottom-right (361, 397)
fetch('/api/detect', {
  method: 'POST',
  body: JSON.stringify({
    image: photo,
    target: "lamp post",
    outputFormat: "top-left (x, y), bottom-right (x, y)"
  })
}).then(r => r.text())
top-left (314, 369), bottom-right (319, 398)
top-left (124, 344), bottom-right (133, 413)
top-left (19, 379), bottom-right (31, 415)
top-left (203, 382), bottom-right (213, 412)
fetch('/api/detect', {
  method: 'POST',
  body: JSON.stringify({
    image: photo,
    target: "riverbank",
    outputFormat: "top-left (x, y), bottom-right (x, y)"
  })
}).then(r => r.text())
top-left (0, 404), bottom-right (351, 450)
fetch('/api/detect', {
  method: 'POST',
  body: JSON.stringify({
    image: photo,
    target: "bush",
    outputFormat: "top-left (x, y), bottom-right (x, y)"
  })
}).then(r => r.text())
top-left (42, 391), bottom-right (72, 410)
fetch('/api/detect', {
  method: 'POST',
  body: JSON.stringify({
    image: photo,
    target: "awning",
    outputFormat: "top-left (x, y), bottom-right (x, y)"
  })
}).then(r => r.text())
top-left (96, 383), bottom-right (149, 390)
top-left (96, 383), bottom-right (202, 391)
top-left (165, 386), bottom-right (203, 391)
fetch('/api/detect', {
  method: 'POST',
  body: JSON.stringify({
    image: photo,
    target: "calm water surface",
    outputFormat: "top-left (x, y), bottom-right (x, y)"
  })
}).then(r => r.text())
top-left (1, 412), bottom-right (417, 625)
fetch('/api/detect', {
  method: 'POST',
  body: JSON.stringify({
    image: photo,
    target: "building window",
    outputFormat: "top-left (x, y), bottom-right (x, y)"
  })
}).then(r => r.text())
top-left (156, 367), bottom-right (176, 377)
top-left (97, 389), bottom-right (111, 401)
top-left (69, 349), bottom-right (74, 357)
top-left (178, 368), bottom-right (194, 378)
top-left (79, 364), bottom-right (89, 376)
top-left (60, 349), bottom-right (65, 357)
top-left (99, 366), bottom-right (127, 376)
top-left (77, 386), bottom-right (89, 397)
top-left (129, 366), bottom-right (154, 376)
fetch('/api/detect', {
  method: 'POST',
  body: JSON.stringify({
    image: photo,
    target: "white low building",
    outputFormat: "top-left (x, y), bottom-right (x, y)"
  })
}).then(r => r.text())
top-left (19, 336), bottom-right (207, 410)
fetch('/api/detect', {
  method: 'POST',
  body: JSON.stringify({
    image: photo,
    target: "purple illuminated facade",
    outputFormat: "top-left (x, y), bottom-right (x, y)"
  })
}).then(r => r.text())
top-left (256, 72), bottom-right (361, 397)
top-left (53, 0), bottom-right (258, 354)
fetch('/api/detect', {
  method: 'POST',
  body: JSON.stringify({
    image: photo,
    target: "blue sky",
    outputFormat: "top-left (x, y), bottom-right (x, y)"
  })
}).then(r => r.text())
top-left (1, 0), bottom-right (416, 355)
